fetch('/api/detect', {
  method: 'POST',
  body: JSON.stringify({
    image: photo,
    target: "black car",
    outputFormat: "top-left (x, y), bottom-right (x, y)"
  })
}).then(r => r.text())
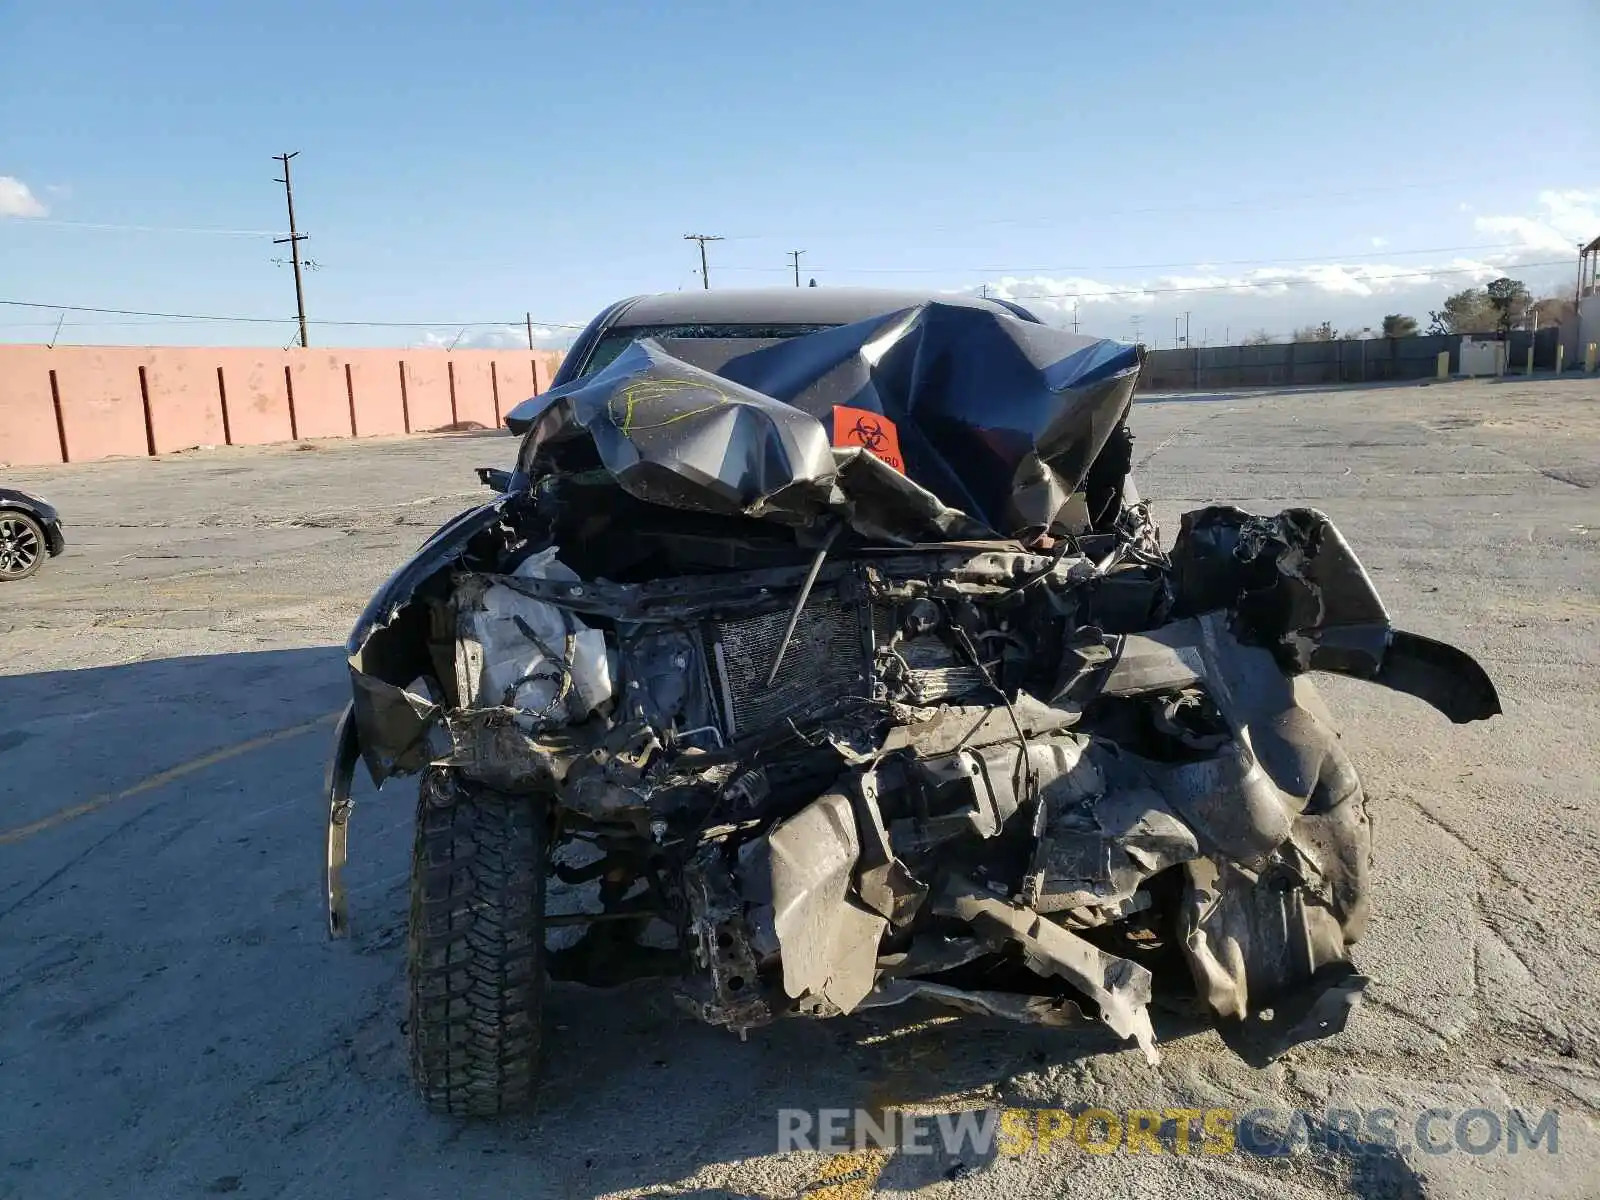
top-left (0, 489), bottom-right (66, 581)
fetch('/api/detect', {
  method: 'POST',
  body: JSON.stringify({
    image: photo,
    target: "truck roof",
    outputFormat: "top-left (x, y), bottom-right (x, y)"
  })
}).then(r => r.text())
top-left (607, 287), bottom-right (1038, 328)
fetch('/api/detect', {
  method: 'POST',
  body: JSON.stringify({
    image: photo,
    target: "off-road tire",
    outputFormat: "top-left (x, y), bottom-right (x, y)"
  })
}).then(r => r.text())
top-left (407, 767), bottom-right (548, 1117)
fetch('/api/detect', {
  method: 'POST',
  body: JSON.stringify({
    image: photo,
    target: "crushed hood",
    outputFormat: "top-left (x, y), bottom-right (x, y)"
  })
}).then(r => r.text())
top-left (516, 302), bottom-right (1142, 538)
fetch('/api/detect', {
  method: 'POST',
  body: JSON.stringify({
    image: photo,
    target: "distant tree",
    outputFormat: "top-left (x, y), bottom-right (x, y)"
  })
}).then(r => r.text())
top-left (1485, 277), bottom-right (1532, 334)
top-left (1531, 294), bottom-right (1577, 329)
top-left (1292, 321), bottom-right (1336, 342)
top-left (1427, 288), bottom-right (1498, 335)
top-left (1343, 326), bottom-right (1377, 340)
top-left (1381, 313), bottom-right (1419, 337)
top-left (1244, 329), bottom-right (1277, 345)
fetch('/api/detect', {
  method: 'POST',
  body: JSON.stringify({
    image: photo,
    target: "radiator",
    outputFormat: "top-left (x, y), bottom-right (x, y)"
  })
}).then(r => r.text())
top-left (706, 594), bottom-right (870, 737)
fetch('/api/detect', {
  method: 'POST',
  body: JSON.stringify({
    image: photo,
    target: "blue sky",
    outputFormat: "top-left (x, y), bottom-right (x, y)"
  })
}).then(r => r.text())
top-left (2, 0), bottom-right (1596, 349)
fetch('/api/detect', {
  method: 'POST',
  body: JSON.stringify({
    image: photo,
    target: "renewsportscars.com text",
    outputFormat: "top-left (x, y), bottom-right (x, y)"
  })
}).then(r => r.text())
top-left (776, 1106), bottom-right (1561, 1159)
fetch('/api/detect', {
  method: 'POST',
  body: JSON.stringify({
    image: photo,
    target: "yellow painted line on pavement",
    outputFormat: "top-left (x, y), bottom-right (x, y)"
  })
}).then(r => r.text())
top-left (803, 1148), bottom-right (891, 1200)
top-left (0, 710), bottom-right (342, 845)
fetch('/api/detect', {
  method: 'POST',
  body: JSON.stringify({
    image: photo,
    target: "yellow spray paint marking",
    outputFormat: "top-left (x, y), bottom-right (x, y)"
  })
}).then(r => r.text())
top-left (608, 378), bottom-right (734, 433)
top-left (0, 711), bottom-right (342, 845)
top-left (803, 1148), bottom-right (891, 1200)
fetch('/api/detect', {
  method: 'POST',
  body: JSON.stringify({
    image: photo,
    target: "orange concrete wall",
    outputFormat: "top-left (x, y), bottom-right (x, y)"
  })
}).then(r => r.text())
top-left (0, 346), bottom-right (66, 466)
top-left (449, 357), bottom-right (498, 429)
top-left (492, 356), bottom-right (537, 416)
top-left (51, 348), bottom-right (153, 463)
top-left (534, 354), bottom-right (559, 393)
top-left (142, 348), bottom-right (227, 454)
top-left (0, 345), bottom-right (564, 466)
top-left (344, 352), bottom-right (408, 437)
top-left (216, 351), bottom-right (295, 446)
top-left (399, 357), bottom-right (454, 433)
top-left (288, 352), bottom-right (355, 440)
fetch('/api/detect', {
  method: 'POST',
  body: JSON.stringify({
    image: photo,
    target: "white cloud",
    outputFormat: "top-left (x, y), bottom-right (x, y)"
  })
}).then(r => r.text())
top-left (0, 175), bottom-right (48, 218)
top-left (414, 324), bottom-right (571, 351)
top-left (951, 187), bottom-right (1594, 338)
top-left (1474, 187), bottom-right (1599, 255)
top-left (976, 257), bottom-right (1506, 317)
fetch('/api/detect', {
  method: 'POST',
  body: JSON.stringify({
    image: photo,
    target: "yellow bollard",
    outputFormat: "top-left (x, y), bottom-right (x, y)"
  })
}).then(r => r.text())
top-left (1526, 345), bottom-right (1536, 376)
top-left (1557, 344), bottom-right (1565, 375)
top-left (1588, 343), bottom-right (1598, 373)
top-left (1436, 350), bottom-right (1449, 379)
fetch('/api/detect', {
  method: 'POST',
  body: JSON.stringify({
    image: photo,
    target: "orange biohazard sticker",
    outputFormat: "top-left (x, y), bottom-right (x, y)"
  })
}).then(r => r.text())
top-left (831, 406), bottom-right (904, 474)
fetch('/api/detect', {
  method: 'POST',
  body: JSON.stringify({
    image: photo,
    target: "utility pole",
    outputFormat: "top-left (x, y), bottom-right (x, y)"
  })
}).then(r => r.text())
top-left (1072, 303), bottom-right (1079, 333)
top-left (684, 234), bottom-right (723, 289)
top-left (526, 312), bottom-right (535, 350)
top-left (788, 250), bottom-right (805, 287)
top-left (272, 152), bottom-right (310, 348)
top-left (1185, 311), bottom-right (1192, 349)
top-left (1130, 314), bottom-right (1143, 345)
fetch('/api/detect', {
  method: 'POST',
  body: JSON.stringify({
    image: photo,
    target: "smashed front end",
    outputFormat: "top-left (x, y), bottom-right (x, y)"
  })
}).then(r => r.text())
top-left (328, 302), bottom-right (1499, 1072)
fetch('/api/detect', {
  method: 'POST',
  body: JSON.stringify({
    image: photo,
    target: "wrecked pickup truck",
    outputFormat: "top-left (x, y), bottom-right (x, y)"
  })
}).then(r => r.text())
top-left (324, 296), bottom-right (1500, 1117)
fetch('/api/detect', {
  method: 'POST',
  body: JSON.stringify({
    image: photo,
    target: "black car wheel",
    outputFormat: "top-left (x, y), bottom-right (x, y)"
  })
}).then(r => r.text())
top-left (0, 512), bottom-right (45, 581)
top-left (408, 767), bottom-right (550, 1117)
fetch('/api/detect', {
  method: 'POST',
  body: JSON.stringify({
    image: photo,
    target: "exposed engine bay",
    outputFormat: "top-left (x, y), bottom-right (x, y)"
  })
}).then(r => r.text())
top-left (325, 302), bottom-right (1500, 1105)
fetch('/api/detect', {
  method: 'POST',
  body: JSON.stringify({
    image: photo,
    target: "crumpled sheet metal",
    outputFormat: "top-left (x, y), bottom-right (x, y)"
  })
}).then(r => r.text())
top-left (1178, 856), bottom-right (1367, 1064)
top-left (939, 881), bottom-right (1160, 1065)
top-left (1169, 506), bottom-right (1500, 723)
top-left (768, 789), bottom-right (888, 1013)
top-left (519, 303), bottom-right (1141, 538)
top-left (348, 668), bottom-right (439, 785)
top-left (1024, 772), bottom-right (1200, 913)
top-left (856, 979), bottom-right (1089, 1027)
top-left (524, 337), bottom-right (838, 520)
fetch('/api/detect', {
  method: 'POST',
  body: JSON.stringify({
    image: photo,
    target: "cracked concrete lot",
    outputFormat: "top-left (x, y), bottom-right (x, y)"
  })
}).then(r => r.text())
top-left (1, 378), bottom-right (1597, 1199)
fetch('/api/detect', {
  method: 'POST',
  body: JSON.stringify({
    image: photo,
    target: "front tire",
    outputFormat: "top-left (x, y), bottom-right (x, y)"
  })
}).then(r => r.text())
top-left (0, 511), bottom-right (45, 581)
top-left (407, 768), bottom-right (549, 1116)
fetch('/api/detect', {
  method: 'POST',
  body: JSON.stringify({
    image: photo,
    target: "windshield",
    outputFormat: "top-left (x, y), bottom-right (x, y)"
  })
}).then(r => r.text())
top-left (578, 322), bottom-right (837, 378)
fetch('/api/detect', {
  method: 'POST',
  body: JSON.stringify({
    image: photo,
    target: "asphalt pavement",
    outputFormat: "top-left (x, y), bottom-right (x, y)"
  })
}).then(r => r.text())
top-left (2, 377), bottom-right (1597, 1199)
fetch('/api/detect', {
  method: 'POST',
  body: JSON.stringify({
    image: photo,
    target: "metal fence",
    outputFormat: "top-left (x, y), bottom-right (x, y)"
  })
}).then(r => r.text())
top-left (1505, 327), bottom-right (1563, 371)
top-left (1137, 334), bottom-right (1461, 391)
top-left (1137, 327), bottom-right (1572, 392)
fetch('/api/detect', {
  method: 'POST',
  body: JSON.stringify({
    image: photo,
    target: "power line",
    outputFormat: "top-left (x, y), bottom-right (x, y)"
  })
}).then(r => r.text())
top-left (717, 241), bottom-right (1532, 276)
top-left (0, 299), bottom-right (586, 329)
top-left (5, 219), bottom-right (286, 237)
top-left (0, 319), bottom-right (297, 329)
top-left (1, 259), bottom-right (1566, 336)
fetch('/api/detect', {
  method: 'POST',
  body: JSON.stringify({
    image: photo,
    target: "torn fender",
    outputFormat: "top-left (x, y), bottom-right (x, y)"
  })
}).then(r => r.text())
top-left (342, 501), bottom-right (512, 787)
top-left (1169, 506), bottom-right (1500, 723)
top-left (346, 500), bottom-right (508, 656)
top-left (324, 702), bottom-right (360, 939)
